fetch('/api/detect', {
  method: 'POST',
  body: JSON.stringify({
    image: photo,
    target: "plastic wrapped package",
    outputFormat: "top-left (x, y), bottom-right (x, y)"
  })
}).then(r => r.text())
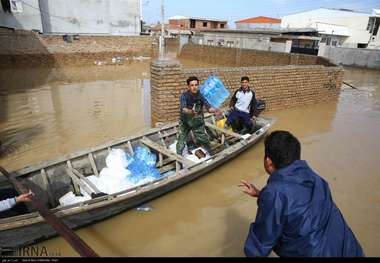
top-left (105, 148), bottom-right (129, 169)
top-left (127, 146), bottom-right (162, 184)
top-left (58, 191), bottom-right (91, 206)
top-left (200, 75), bottom-right (230, 108)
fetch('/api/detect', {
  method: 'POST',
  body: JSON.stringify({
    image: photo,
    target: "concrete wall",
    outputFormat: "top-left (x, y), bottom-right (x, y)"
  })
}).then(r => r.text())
top-left (150, 59), bottom-right (343, 125)
top-left (192, 32), bottom-right (286, 52)
top-left (0, 0), bottom-right (141, 35)
top-left (179, 44), bottom-right (332, 67)
top-left (40, 0), bottom-right (141, 35)
top-left (0, 0), bottom-right (43, 31)
top-left (319, 44), bottom-right (380, 69)
top-left (236, 23), bottom-right (281, 29)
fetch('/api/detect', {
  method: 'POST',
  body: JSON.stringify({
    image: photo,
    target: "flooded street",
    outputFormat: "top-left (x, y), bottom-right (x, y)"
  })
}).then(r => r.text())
top-left (0, 63), bottom-right (379, 256)
top-left (0, 62), bottom-right (151, 171)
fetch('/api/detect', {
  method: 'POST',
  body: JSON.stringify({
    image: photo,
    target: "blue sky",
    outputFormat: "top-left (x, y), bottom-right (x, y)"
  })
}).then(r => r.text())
top-left (142, 0), bottom-right (380, 26)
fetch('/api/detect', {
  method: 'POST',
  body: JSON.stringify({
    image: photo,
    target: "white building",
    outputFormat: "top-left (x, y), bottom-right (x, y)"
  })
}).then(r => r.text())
top-left (0, 0), bottom-right (142, 35)
top-left (281, 8), bottom-right (380, 49)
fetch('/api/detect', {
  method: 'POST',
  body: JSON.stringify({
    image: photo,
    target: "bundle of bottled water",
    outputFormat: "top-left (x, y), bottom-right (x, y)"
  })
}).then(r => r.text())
top-left (127, 146), bottom-right (162, 184)
top-left (200, 75), bottom-right (230, 108)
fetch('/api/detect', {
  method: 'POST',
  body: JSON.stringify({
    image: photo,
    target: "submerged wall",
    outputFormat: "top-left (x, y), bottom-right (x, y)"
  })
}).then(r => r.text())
top-left (179, 43), bottom-right (334, 67)
top-left (0, 28), bottom-right (155, 68)
top-left (318, 45), bottom-right (380, 69)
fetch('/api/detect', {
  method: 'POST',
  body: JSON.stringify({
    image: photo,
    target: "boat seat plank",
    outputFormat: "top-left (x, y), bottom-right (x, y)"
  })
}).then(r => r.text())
top-left (140, 137), bottom-right (194, 167)
top-left (66, 168), bottom-right (93, 196)
top-left (158, 129), bottom-right (178, 139)
top-left (158, 163), bottom-right (175, 174)
top-left (205, 123), bottom-right (243, 139)
top-left (40, 168), bottom-right (57, 207)
top-left (88, 153), bottom-right (99, 177)
top-left (127, 141), bottom-right (134, 155)
top-left (66, 161), bottom-right (81, 195)
top-left (70, 168), bottom-right (102, 194)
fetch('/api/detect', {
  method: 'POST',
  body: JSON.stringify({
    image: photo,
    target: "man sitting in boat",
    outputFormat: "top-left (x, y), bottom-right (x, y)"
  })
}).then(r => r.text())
top-left (176, 76), bottom-right (222, 156)
top-left (225, 76), bottom-right (257, 134)
top-left (0, 189), bottom-right (33, 218)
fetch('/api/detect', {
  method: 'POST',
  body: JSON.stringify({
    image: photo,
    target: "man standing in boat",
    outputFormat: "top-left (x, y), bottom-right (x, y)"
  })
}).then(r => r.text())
top-left (176, 76), bottom-right (221, 156)
top-left (225, 76), bottom-right (257, 134)
top-left (239, 130), bottom-right (364, 257)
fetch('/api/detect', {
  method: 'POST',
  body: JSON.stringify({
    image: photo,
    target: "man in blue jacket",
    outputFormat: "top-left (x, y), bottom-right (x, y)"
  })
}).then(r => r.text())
top-left (0, 188), bottom-right (33, 218)
top-left (239, 130), bottom-right (364, 257)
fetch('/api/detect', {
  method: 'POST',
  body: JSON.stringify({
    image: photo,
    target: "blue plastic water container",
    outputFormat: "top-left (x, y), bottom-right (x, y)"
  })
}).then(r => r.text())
top-left (200, 75), bottom-right (230, 108)
top-left (127, 146), bottom-right (162, 184)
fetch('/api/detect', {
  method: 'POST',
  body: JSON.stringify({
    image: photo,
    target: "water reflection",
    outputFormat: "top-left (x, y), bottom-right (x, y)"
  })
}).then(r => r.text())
top-left (0, 63), bottom-right (151, 171)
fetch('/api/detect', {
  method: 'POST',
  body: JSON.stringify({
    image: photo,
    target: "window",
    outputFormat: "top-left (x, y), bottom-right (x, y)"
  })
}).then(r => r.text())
top-left (367, 17), bottom-right (375, 32)
top-left (292, 39), bottom-right (300, 48)
top-left (10, 0), bottom-right (23, 13)
top-left (203, 22), bottom-right (208, 27)
top-left (326, 37), bottom-right (331, 46)
top-left (320, 37), bottom-right (327, 43)
top-left (227, 41), bottom-right (234, 47)
top-left (190, 19), bottom-right (196, 28)
top-left (331, 40), bottom-right (337, 46)
top-left (373, 18), bottom-right (380, 36)
top-left (220, 24), bottom-right (225, 29)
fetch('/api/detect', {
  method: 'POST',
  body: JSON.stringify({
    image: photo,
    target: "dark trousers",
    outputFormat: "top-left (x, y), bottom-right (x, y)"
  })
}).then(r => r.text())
top-left (226, 110), bottom-right (254, 132)
top-left (0, 188), bottom-right (28, 218)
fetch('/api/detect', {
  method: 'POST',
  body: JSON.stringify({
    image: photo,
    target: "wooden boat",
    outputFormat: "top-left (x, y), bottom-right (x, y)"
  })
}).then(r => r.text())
top-left (0, 114), bottom-right (275, 248)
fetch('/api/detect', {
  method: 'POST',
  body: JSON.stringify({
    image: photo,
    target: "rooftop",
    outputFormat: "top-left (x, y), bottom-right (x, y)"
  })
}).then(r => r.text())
top-left (169, 15), bottom-right (227, 23)
top-left (282, 7), bottom-right (371, 18)
top-left (235, 16), bottom-right (281, 24)
top-left (198, 27), bottom-right (317, 35)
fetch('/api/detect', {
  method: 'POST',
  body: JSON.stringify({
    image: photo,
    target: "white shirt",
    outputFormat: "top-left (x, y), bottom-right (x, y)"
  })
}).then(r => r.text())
top-left (235, 89), bottom-right (253, 113)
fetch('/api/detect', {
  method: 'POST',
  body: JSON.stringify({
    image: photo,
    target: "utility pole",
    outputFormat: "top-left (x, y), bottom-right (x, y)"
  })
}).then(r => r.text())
top-left (159, 0), bottom-right (165, 59)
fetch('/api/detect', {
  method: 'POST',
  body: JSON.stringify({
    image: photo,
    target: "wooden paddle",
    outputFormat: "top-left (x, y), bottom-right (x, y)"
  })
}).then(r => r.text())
top-left (0, 166), bottom-right (99, 257)
top-left (343, 81), bottom-right (358, 90)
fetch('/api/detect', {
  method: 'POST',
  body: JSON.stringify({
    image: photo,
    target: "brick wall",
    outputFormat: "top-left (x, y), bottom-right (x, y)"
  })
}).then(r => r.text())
top-left (0, 28), bottom-right (156, 67)
top-left (150, 59), bottom-right (343, 125)
top-left (179, 44), bottom-right (325, 67)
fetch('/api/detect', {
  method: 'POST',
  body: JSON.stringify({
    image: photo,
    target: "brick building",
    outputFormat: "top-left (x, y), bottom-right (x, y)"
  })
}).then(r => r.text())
top-left (169, 15), bottom-right (228, 30)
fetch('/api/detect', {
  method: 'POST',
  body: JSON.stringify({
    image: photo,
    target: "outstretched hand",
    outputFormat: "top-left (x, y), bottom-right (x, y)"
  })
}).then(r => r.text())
top-left (16, 190), bottom-right (34, 203)
top-left (238, 180), bottom-right (261, 198)
top-left (213, 108), bottom-right (223, 117)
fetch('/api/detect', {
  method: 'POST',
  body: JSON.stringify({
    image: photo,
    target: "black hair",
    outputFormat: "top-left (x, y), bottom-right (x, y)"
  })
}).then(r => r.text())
top-left (264, 130), bottom-right (301, 169)
top-left (241, 76), bottom-right (249, 82)
top-left (187, 76), bottom-right (199, 85)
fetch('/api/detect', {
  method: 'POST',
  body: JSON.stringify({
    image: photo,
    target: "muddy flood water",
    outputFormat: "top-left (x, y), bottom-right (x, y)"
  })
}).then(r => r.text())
top-left (0, 61), bottom-right (379, 257)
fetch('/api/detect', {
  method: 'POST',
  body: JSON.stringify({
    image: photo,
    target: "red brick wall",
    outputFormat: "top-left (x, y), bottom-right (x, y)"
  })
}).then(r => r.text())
top-left (169, 19), bottom-right (227, 30)
top-left (150, 60), bottom-right (343, 125)
top-left (169, 19), bottom-right (190, 29)
top-left (179, 44), bottom-right (325, 67)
